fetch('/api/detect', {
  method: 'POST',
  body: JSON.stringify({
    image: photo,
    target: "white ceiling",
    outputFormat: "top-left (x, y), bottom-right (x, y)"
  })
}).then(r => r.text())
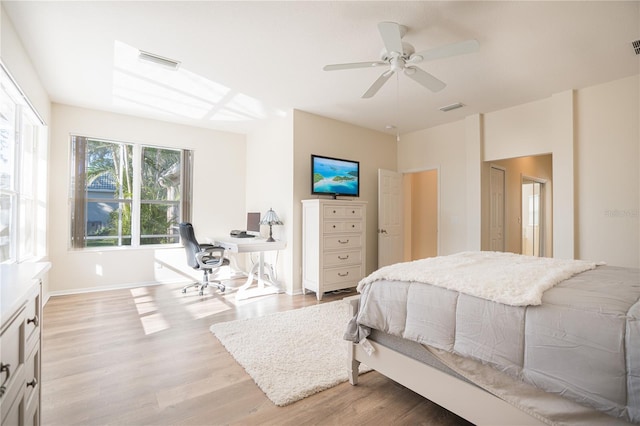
top-left (3, 1), bottom-right (639, 135)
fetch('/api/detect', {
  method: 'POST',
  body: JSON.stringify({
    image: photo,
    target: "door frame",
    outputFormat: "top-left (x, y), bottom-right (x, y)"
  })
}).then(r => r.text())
top-left (521, 174), bottom-right (547, 257)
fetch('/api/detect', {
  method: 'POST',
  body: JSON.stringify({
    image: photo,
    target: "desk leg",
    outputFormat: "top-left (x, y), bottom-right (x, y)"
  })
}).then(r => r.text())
top-left (236, 253), bottom-right (282, 300)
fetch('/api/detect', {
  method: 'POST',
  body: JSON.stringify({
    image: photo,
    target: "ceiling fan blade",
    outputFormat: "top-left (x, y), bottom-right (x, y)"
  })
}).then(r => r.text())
top-left (404, 66), bottom-right (446, 92)
top-left (362, 70), bottom-right (394, 98)
top-left (410, 39), bottom-right (480, 63)
top-left (323, 61), bottom-right (386, 71)
top-left (378, 22), bottom-right (404, 55)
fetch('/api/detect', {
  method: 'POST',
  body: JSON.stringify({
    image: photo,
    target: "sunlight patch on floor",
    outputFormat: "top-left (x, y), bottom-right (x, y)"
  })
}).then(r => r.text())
top-left (130, 286), bottom-right (170, 335)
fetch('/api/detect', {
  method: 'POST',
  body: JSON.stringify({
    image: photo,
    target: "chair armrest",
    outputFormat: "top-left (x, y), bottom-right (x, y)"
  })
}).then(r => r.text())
top-left (195, 246), bottom-right (226, 268)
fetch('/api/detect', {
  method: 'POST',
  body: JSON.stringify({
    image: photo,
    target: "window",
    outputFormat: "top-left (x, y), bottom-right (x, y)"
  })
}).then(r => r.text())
top-left (0, 63), bottom-right (47, 264)
top-left (69, 136), bottom-right (192, 249)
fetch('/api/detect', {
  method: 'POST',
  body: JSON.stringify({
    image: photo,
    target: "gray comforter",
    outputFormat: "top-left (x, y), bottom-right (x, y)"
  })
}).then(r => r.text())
top-left (345, 265), bottom-right (640, 423)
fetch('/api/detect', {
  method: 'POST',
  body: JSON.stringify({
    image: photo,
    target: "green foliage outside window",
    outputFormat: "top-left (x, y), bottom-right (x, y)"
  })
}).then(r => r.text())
top-left (79, 138), bottom-right (183, 247)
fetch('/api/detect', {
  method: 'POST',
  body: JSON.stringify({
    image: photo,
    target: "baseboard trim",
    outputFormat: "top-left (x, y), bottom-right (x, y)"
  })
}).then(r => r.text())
top-left (44, 279), bottom-right (193, 304)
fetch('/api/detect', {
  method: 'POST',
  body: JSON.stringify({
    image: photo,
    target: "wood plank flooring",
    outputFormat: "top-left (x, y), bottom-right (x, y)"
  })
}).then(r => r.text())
top-left (41, 280), bottom-right (473, 425)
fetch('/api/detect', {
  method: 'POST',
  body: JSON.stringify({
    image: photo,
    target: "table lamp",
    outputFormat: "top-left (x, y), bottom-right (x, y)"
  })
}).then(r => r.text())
top-left (260, 208), bottom-right (283, 242)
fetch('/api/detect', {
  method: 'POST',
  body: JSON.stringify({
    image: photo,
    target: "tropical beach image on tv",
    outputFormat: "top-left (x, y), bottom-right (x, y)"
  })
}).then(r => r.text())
top-left (312, 155), bottom-right (359, 197)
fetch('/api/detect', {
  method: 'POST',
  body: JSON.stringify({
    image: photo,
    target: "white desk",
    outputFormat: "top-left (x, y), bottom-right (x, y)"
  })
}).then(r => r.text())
top-left (212, 237), bottom-right (286, 300)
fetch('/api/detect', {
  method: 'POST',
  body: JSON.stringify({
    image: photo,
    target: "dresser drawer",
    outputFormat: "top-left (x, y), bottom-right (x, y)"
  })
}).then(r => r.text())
top-left (323, 265), bottom-right (363, 285)
top-left (323, 220), bottom-right (363, 234)
top-left (323, 250), bottom-right (362, 267)
top-left (1, 308), bottom-right (26, 424)
top-left (323, 205), bottom-right (364, 219)
top-left (324, 234), bottom-right (362, 250)
top-left (23, 346), bottom-right (39, 413)
top-left (24, 286), bottom-right (41, 356)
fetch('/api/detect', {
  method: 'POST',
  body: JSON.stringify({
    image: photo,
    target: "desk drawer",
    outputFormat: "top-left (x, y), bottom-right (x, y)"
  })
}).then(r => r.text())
top-left (323, 250), bottom-right (362, 267)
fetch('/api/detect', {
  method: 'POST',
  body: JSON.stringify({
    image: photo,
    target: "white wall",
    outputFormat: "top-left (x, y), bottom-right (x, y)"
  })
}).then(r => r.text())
top-left (398, 120), bottom-right (468, 255)
top-left (484, 91), bottom-right (575, 259)
top-left (48, 104), bottom-right (247, 294)
top-left (2, 5), bottom-right (52, 296)
top-left (293, 110), bottom-right (396, 292)
top-left (246, 112), bottom-right (294, 293)
top-left (575, 75), bottom-right (639, 267)
top-left (1, 6), bottom-right (50, 124)
top-left (399, 76), bottom-right (639, 268)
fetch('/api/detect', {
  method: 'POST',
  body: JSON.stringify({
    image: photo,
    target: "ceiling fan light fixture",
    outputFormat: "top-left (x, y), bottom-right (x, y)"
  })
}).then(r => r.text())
top-left (439, 102), bottom-right (465, 112)
top-left (138, 50), bottom-right (181, 70)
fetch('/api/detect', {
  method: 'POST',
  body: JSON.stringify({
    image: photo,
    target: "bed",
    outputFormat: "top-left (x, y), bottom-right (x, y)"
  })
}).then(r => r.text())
top-left (344, 251), bottom-right (640, 425)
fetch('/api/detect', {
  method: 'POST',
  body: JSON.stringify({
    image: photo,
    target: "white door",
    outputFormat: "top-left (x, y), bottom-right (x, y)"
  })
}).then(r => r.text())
top-left (489, 166), bottom-right (505, 252)
top-left (378, 169), bottom-right (403, 267)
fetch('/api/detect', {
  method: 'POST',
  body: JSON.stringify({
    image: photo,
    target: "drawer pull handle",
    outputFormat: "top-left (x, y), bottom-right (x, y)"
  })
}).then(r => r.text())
top-left (0, 363), bottom-right (11, 394)
top-left (27, 378), bottom-right (38, 388)
top-left (338, 255), bottom-right (349, 260)
top-left (28, 315), bottom-right (39, 327)
top-left (338, 239), bottom-right (349, 244)
top-left (338, 272), bottom-right (349, 277)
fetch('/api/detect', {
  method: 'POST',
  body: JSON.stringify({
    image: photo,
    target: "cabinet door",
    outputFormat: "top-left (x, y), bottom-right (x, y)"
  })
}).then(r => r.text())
top-left (23, 346), bottom-right (39, 419)
top-left (24, 285), bottom-right (41, 356)
top-left (0, 309), bottom-right (26, 424)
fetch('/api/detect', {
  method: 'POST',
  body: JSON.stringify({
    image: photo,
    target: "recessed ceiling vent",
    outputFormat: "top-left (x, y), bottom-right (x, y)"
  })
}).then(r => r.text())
top-left (633, 40), bottom-right (640, 55)
top-left (439, 102), bottom-right (465, 112)
top-left (138, 50), bottom-right (181, 70)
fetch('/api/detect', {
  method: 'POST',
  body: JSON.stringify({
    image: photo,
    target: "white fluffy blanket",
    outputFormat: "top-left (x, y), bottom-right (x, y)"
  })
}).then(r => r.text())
top-left (357, 251), bottom-right (601, 306)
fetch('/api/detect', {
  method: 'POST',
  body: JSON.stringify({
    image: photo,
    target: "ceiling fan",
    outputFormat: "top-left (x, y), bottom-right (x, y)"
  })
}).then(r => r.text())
top-left (323, 22), bottom-right (479, 98)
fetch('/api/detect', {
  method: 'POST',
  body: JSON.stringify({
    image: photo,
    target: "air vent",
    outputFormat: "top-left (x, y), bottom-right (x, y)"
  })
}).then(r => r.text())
top-left (138, 50), bottom-right (181, 70)
top-left (439, 102), bottom-right (465, 112)
top-left (633, 40), bottom-right (640, 55)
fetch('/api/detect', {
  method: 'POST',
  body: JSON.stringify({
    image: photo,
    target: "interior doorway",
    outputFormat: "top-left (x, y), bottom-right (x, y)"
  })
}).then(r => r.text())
top-left (522, 177), bottom-right (545, 257)
top-left (403, 169), bottom-right (438, 261)
top-left (481, 154), bottom-right (553, 256)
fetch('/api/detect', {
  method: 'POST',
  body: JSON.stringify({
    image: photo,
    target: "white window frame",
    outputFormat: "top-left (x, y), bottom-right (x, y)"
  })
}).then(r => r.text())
top-left (0, 62), bottom-right (47, 264)
top-left (69, 135), bottom-right (192, 250)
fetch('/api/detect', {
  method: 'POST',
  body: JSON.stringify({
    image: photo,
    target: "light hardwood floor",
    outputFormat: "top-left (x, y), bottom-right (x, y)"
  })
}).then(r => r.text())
top-left (41, 280), bottom-right (473, 426)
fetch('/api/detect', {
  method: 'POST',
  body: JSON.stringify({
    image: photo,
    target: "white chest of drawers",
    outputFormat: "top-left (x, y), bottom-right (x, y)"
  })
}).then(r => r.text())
top-left (302, 199), bottom-right (367, 300)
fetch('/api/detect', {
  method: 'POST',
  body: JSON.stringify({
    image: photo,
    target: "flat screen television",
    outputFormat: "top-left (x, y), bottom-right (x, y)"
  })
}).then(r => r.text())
top-left (311, 154), bottom-right (359, 198)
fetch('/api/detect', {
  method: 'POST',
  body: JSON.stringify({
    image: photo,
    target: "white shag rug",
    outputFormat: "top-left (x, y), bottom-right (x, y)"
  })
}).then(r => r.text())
top-left (209, 300), bottom-right (370, 406)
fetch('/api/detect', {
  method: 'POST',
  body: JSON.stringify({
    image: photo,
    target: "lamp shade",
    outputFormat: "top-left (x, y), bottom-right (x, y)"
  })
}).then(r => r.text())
top-left (260, 208), bottom-right (283, 226)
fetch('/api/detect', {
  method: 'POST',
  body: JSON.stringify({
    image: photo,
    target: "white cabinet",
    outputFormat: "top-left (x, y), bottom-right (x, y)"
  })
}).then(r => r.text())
top-left (1, 263), bottom-right (48, 426)
top-left (302, 199), bottom-right (366, 300)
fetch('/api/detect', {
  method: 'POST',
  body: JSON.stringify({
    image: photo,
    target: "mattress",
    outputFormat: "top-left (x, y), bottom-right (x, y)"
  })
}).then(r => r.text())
top-left (346, 264), bottom-right (640, 423)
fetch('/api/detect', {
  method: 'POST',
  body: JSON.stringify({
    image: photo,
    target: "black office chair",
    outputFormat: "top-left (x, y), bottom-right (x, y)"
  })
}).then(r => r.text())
top-left (179, 222), bottom-right (230, 295)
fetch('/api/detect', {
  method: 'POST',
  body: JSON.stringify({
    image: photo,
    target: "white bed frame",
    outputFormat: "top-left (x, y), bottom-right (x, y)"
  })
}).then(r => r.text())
top-left (346, 297), bottom-right (546, 426)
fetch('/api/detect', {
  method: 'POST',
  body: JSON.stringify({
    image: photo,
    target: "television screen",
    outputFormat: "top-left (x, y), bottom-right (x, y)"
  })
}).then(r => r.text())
top-left (311, 154), bottom-right (359, 197)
